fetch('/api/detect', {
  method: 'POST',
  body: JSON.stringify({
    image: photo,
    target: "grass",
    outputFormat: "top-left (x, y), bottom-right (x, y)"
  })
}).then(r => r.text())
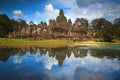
top-left (0, 38), bottom-right (120, 47)
top-left (0, 38), bottom-right (73, 47)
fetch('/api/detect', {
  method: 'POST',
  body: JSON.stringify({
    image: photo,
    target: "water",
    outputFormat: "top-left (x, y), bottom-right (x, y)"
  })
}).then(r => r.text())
top-left (0, 45), bottom-right (120, 80)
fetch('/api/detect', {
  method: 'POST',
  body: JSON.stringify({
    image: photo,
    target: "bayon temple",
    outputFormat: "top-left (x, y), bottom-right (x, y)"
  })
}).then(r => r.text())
top-left (10, 9), bottom-right (94, 40)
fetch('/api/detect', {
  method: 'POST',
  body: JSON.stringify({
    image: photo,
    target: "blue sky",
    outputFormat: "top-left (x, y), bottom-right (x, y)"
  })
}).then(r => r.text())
top-left (0, 0), bottom-right (120, 24)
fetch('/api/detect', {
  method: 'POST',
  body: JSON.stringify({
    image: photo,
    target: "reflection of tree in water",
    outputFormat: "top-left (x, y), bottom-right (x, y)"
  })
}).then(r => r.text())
top-left (73, 47), bottom-right (87, 58)
top-left (0, 47), bottom-right (21, 61)
top-left (91, 49), bottom-right (120, 60)
top-left (0, 47), bottom-right (119, 65)
top-left (79, 49), bottom-right (87, 58)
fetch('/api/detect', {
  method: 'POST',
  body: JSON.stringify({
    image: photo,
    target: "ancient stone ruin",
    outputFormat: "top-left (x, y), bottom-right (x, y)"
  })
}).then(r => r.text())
top-left (10, 9), bottom-right (94, 40)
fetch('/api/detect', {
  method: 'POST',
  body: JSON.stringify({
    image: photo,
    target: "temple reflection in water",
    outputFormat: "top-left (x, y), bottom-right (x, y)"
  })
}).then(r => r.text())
top-left (0, 46), bottom-right (120, 80)
top-left (0, 46), bottom-right (120, 66)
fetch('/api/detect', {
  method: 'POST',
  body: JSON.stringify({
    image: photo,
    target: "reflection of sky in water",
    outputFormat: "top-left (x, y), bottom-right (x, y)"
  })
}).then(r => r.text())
top-left (0, 49), bottom-right (120, 80)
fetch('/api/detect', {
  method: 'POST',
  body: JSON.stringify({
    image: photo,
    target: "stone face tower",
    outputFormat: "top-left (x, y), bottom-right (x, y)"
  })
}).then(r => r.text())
top-left (56, 9), bottom-right (67, 28)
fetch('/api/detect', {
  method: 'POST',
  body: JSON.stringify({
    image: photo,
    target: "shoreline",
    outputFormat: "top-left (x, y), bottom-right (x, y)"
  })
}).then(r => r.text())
top-left (0, 38), bottom-right (120, 48)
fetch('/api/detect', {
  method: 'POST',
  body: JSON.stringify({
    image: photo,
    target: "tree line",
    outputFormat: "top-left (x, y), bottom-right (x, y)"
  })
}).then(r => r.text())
top-left (0, 13), bottom-right (120, 42)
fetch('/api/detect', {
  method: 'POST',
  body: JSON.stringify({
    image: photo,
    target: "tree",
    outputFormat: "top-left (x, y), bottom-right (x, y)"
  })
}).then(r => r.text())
top-left (75, 18), bottom-right (88, 30)
top-left (77, 18), bottom-right (88, 27)
top-left (0, 14), bottom-right (13, 37)
top-left (113, 18), bottom-right (120, 39)
top-left (0, 25), bottom-right (6, 37)
top-left (11, 19), bottom-right (19, 31)
top-left (91, 18), bottom-right (113, 42)
top-left (17, 19), bottom-right (28, 30)
top-left (114, 18), bottom-right (120, 25)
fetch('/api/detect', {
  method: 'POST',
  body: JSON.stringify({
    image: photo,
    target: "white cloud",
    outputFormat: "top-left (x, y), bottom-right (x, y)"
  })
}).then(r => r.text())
top-left (44, 4), bottom-right (59, 21)
top-left (45, 4), bottom-right (54, 11)
top-left (34, 52), bottom-right (58, 70)
top-left (13, 55), bottom-right (23, 63)
top-left (32, 0), bottom-right (120, 24)
top-left (13, 10), bottom-right (23, 16)
top-left (65, 2), bottom-right (103, 22)
top-left (35, 11), bottom-right (41, 18)
top-left (102, 2), bottom-right (120, 21)
top-left (43, 1), bottom-right (105, 23)
top-left (33, 4), bottom-right (59, 23)
top-left (13, 10), bottom-right (23, 19)
top-left (11, 49), bottom-right (120, 80)
top-left (64, 0), bottom-right (120, 23)
top-left (44, 56), bottom-right (58, 70)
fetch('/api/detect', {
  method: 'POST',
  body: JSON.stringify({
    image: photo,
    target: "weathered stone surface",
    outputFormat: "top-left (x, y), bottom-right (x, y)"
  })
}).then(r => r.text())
top-left (48, 19), bottom-right (56, 28)
top-left (10, 9), bottom-right (93, 40)
top-left (67, 19), bottom-right (73, 36)
top-left (67, 19), bottom-right (72, 29)
top-left (73, 19), bottom-right (79, 29)
top-left (56, 9), bottom-right (67, 28)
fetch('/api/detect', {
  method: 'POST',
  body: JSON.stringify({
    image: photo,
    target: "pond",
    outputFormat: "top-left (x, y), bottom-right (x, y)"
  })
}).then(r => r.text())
top-left (0, 45), bottom-right (120, 80)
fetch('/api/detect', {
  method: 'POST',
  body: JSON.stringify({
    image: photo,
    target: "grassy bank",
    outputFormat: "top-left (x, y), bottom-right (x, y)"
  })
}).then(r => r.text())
top-left (0, 38), bottom-right (120, 47)
top-left (0, 38), bottom-right (73, 47)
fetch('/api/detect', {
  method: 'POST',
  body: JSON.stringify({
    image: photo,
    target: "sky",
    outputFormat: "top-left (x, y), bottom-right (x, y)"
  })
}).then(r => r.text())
top-left (11, 50), bottom-right (120, 80)
top-left (0, 0), bottom-right (120, 24)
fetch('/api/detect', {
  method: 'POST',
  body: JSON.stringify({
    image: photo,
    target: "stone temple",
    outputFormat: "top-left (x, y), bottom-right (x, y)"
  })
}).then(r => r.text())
top-left (10, 9), bottom-right (94, 40)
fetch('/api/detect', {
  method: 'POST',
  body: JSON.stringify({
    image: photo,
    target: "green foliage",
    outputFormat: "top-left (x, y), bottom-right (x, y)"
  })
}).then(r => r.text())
top-left (103, 34), bottom-right (112, 42)
top-left (0, 25), bottom-right (6, 37)
top-left (0, 14), bottom-right (13, 37)
top-left (76, 18), bottom-right (88, 28)
top-left (113, 18), bottom-right (120, 39)
top-left (91, 18), bottom-right (113, 42)
top-left (0, 14), bottom-right (28, 37)
top-left (91, 17), bottom-right (120, 42)
top-left (11, 19), bottom-right (19, 31)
